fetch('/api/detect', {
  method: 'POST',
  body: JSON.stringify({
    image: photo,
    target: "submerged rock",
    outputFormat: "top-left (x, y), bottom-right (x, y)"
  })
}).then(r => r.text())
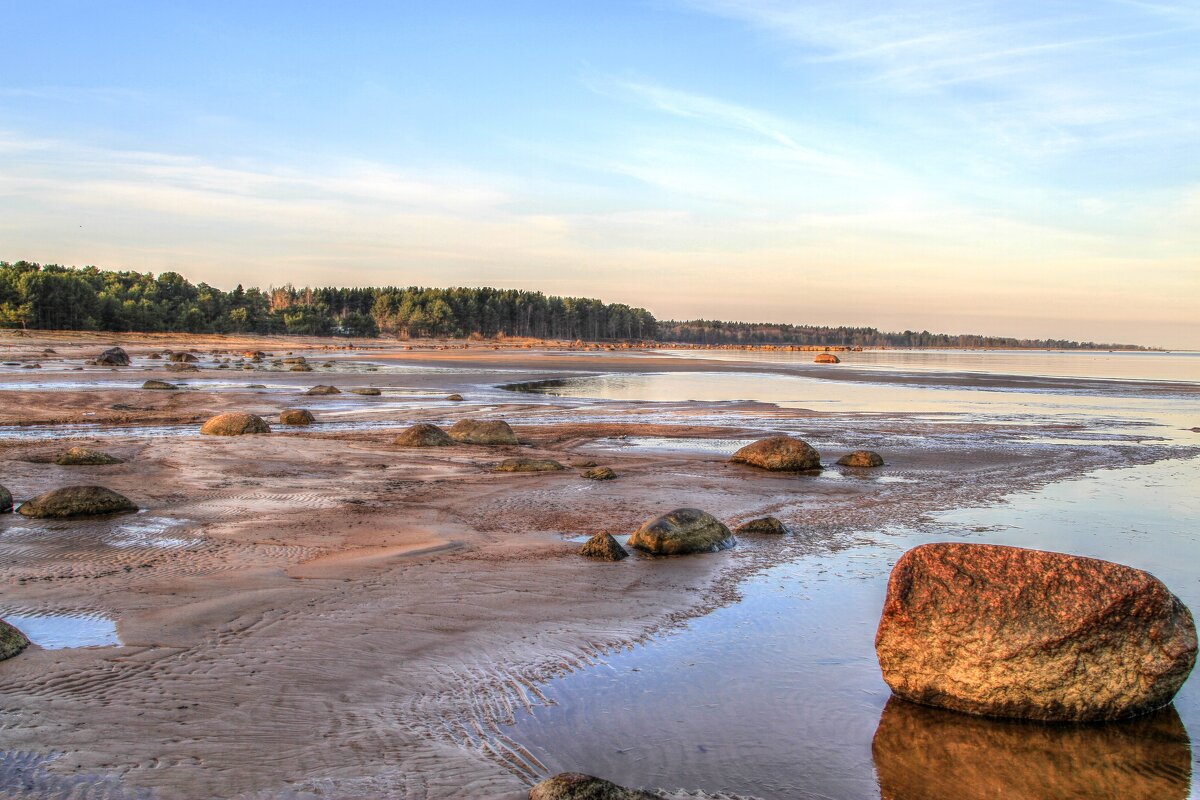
top-left (394, 423), bottom-right (453, 447)
top-left (529, 773), bottom-right (656, 800)
top-left (200, 412), bottom-right (272, 436)
top-left (0, 484), bottom-right (12, 513)
top-left (54, 447), bottom-right (124, 466)
top-left (492, 458), bottom-right (564, 473)
top-left (94, 346), bottom-right (130, 366)
top-left (448, 419), bottom-right (518, 445)
top-left (730, 435), bottom-right (821, 471)
top-left (446, 393), bottom-right (465, 401)
top-left (279, 408), bottom-right (315, 426)
top-left (580, 532), bottom-right (628, 561)
top-left (141, 379), bottom-right (177, 390)
top-left (735, 516), bottom-right (789, 535)
top-left (0, 619), bottom-right (30, 661)
top-left (627, 508), bottom-right (735, 555)
top-left (305, 385), bottom-right (341, 395)
top-left (815, 352), bottom-right (840, 364)
top-left (349, 387), bottom-right (381, 396)
top-left (875, 542), bottom-right (1197, 721)
top-left (18, 485), bottom-right (138, 518)
top-left (581, 466), bottom-right (617, 480)
top-left (837, 450), bottom-right (884, 468)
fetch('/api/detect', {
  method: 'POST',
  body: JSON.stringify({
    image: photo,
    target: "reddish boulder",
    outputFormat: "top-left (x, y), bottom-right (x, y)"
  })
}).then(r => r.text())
top-left (729, 436), bottom-right (821, 471)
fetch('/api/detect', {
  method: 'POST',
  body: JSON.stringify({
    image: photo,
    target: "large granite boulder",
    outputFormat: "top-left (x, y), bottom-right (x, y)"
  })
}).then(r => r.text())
top-left (729, 436), bottom-right (821, 471)
top-left (580, 532), bottom-right (628, 561)
top-left (94, 346), bottom-right (130, 366)
top-left (394, 423), bottom-right (453, 447)
top-left (529, 773), bottom-right (656, 800)
top-left (875, 542), bottom-right (1197, 721)
top-left (837, 450), bottom-right (884, 468)
top-left (279, 409), bottom-right (315, 426)
top-left (0, 484), bottom-right (11, 513)
top-left (200, 412), bottom-right (271, 436)
top-left (18, 486), bottom-right (138, 518)
top-left (492, 458), bottom-right (564, 473)
top-left (627, 508), bottom-right (735, 555)
top-left (54, 446), bottom-right (124, 466)
top-left (735, 516), bottom-right (789, 535)
top-left (448, 419), bottom-right (518, 445)
top-left (1, 619), bottom-right (29, 661)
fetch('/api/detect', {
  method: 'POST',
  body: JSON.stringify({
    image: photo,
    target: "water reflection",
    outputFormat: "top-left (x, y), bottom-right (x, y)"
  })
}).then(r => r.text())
top-left (872, 698), bottom-right (1191, 800)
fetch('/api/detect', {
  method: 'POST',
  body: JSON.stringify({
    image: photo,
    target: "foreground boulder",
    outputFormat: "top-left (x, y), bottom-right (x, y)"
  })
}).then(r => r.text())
top-left (1, 619), bottom-right (29, 661)
top-left (141, 379), bottom-right (177, 390)
top-left (55, 447), bottom-right (124, 466)
top-left (582, 466), bottom-right (616, 480)
top-left (394, 423), bottom-right (453, 447)
top-left (492, 458), bottom-right (564, 473)
top-left (18, 486), bottom-right (138, 518)
top-left (875, 542), bottom-right (1197, 721)
top-left (815, 352), bottom-right (840, 364)
top-left (200, 412), bottom-right (272, 436)
top-left (729, 435), bottom-right (821, 471)
top-left (305, 385), bottom-right (340, 395)
top-left (580, 532), bottom-right (628, 561)
top-left (0, 484), bottom-right (11, 513)
top-left (279, 409), bottom-right (315, 426)
top-left (448, 419), bottom-right (518, 445)
top-left (837, 450), bottom-right (884, 468)
top-left (94, 346), bottom-right (130, 366)
top-left (627, 508), bottom-right (735, 555)
top-left (735, 516), bottom-right (789, 535)
top-left (529, 773), bottom-right (655, 800)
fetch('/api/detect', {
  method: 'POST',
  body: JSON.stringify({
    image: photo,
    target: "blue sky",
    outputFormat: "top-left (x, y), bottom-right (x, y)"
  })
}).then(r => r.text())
top-left (2, 1), bottom-right (1197, 346)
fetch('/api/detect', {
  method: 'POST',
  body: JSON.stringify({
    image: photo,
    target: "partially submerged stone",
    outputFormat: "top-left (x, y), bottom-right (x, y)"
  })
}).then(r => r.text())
top-left (305, 385), bottom-right (341, 395)
top-left (446, 393), bottom-right (465, 401)
top-left (55, 446), bottom-right (124, 466)
top-left (627, 508), bottom-right (735, 555)
top-left (735, 516), bottom-right (789, 535)
top-left (581, 466), bottom-right (616, 480)
top-left (815, 352), bottom-right (840, 364)
top-left (168, 351), bottom-right (198, 363)
top-left (837, 450), bottom-right (884, 468)
top-left (200, 412), bottom-right (272, 436)
top-left (730, 435), bottom-right (821, 471)
top-left (580, 532), bottom-right (628, 561)
top-left (164, 362), bottom-right (199, 373)
top-left (875, 542), bottom-right (1197, 721)
top-left (141, 379), bottom-right (177, 390)
top-left (94, 346), bottom-right (130, 366)
top-left (18, 485), bottom-right (138, 518)
top-left (290, 364), bottom-right (314, 372)
top-left (0, 619), bottom-right (30, 661)
top-left (492, 458), bottom-right (564, 473)
top-left (394, 423), bottom-right (453, 447)
top-left (529, 773), bottom-right (656, 800)
top-left (349, 387), bottom-right (381, 396)
top-left (0, 484), bottom-right (12, 513)
top-left (279, 409), bottom-right (315, 426)
top-left (448, 419), bottom-right (518, 445)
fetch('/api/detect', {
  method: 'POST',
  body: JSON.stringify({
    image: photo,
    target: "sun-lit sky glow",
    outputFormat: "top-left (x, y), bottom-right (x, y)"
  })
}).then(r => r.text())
top-left (2, 1), bottom-right (1197, 347)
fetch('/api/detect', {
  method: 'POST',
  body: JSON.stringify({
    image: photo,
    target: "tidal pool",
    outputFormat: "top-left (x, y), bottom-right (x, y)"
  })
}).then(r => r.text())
top-left (1, 613), bottom-right (119, 649)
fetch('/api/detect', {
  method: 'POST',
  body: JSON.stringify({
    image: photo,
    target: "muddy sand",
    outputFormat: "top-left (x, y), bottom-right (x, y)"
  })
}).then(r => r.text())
top-left (0, 332), bottom-right (1184, 799)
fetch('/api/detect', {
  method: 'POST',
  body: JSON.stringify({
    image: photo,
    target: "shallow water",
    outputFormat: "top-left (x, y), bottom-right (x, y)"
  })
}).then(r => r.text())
top-left (2, 612), bottom-right (119, 649)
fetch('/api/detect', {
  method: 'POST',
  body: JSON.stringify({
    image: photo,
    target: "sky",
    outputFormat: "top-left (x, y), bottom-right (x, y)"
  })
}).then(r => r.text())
top-left (1, 1), bottom-right (1197, 347)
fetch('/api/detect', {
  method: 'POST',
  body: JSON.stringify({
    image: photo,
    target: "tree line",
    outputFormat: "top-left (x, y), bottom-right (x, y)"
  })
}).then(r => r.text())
top-left (0, 261), bottom-right (1145, 349)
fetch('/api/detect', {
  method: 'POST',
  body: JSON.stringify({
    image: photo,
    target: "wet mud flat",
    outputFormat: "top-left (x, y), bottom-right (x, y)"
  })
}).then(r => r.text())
top-left (0, 333), bottom-right (1196, 799)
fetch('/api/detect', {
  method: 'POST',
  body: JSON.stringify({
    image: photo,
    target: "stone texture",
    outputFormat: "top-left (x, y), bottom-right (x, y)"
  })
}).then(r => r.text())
top-left (580, 532), bottom-right (628, 561)
top-left (306, 385), bottom-right (341, 396)
top-left (54, 446), bottom-right (124, 466)
top-left (279, 409), bottom-right (315, 426)
top-left (875, 542), bottom-right (1197, 721)
top-left (729, 436), bottom-right (821, 471)
top-left (837, 450), bottom-right (884, 468)
top-left (528, 773), bottom-right (656, 800)
top-left (581, 466), bottom-right (617, 480)
top-left (448, 419), bottom-right (518, 445)
top-left (394, 423), bottom-right (453, 447)
top-left (349, 387), bottom-right (381, 396)
top-left (0, 484), bottom-right (11, 513)
top-left (735, 516), bottom-right (789, 535)
top-left (141, 379), bottom-right (177, 390)
top-left (627, 508), bottom-right (735, 555)
top-left (18, 485), bottom-right (138, 518)
top-left (492, 458), bottom-right (564, 473)
top-left (94, 346), bottom-right (130, 366)
top-left (200, 412), bottom-right (272, 436)
top-left (0, 619), bottom-right (30, 661)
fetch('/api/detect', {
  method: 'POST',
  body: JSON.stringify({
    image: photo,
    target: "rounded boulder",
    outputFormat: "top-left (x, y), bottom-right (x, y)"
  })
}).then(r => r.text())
top-left (448, 419), bottom-right (518, 445)
top-left (627, 508), bottom-right (735, 555)
top-left (200, 413), bottom-right (271, 436)
top-left (837, 450), bottom-right (884, 468)
top-left (1, 619), bottom-right (30, 661)
top-left (279, 409), bottom-right (315, 426)
top-left (394, 423), bottom-right (453, 447)
top-left (18, 485), bottom-right (138, 518)
top-left (529, 773), bottom-right (656, 800)
top-left (730, 436), bottom-right (821, 471)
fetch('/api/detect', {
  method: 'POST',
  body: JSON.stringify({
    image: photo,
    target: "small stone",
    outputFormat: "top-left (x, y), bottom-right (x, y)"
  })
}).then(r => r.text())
top-left (492, 458), bottom-right (564, 473)
top-left (141, 379), bottom-right (177, 390)
top-left (735, 516), bottom-right (789, 535)
top-left (55, 447), bottom-right (124, 466)
top-left (837, 450), bottom-right (884, 468)
top-left (305, 385), bottom-right (341, 395)
top-left (279, 409), bottom-right (315, 426)
top-left (0, 484), bottom-right (12, 513)
top-left (581, 466), bottom-right (616, 480)
top-left (446, 394), bottom-right (465, 401)
top-left (580, 532), bottom-right (628, 561)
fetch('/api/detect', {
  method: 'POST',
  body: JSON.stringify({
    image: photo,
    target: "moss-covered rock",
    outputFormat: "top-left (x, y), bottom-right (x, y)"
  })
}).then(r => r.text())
top-left (448, 419), bottom-right (518, 445)
top-left (580, 532), bottom-right (628, 561)
top-left (627, 508), bottom-right (735, 555)
top-left (394, 423), bottom-right (454, 447)
top-left (735, 516), bottom-right (789, 535)
top-left (200, 412), bottom-right (271, 436)
top-left (54, 447), bottom-right (124, 466)
top-left (141, 379), bottom-right (177, 390)
top-left (581, 466), bottom-right (617, 480)
top-left (529, 773), bottom-right (656, 800)
top-left (0, 619), bottom-right (30, 661)
top-left (18, 485), bottom-right (138, 518)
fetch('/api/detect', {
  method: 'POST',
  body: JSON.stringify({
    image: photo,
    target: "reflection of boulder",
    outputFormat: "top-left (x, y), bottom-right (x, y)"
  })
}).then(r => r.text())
top-left (872, 697), bottom-right (1191, 800)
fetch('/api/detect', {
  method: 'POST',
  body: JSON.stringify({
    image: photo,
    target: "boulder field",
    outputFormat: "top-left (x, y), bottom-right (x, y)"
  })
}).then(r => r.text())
top-left (627, 508), bottom-right (735, 555)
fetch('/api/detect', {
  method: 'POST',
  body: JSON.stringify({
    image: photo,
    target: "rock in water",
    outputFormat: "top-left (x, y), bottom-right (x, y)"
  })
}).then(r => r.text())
top-left (0, 484), bottom-right (12, 513)
top-left (394, 423), bottom-right (453, 447)
top-left (305, 385), bottom-right (340, 395)
top-left (814, 352), bottom-right (840, 364)
top-left (581, 466), bottom-right (617, 480)
top-left (168, 351), bottom-right (198, 363)
top-left (18, 486), bottom-right (138, 518)
top-left (529, 773), bottom-right (656, 800)
top-left (164, 362), bottom-right (199, 372)
top-left (141, 379), bottom-right (177, 390)
top-left (448, 419), bottom-right (518, 445)
top-left (872, 697), bottom-right (1191, 800)
top-left (581, 532), bottom-right (628, 561)
top-left (735, 516), bottom-right (789, 535)
top-left (279, 409), bottom-right (315, 426)
top-left (837, 450), bottom-right (884, 468)
top-left (729, 436), bottom-right (821, 471)
top-left (94, 346), bottom-right (130, 366)
top-left (200, 413), bottom-right (272, 436)
top-left (627, 508), bottom-right (735, 555)
top-left (875, 542), bottom-right (1197, 721)
top-left (0, 619), bottom-right (30, 661)
top-left (349, 387), bottom-right (381, 396)
top-left (492, 458), bottom-right (564, 472)
top-left (54, 447), bottom-right (124, 466)
top-left (446, 393), bottom-right (465, 401)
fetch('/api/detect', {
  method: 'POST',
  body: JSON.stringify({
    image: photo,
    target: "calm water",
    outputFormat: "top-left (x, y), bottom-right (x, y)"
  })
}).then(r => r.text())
top-left (500, 350), bottom-right (1200, 799)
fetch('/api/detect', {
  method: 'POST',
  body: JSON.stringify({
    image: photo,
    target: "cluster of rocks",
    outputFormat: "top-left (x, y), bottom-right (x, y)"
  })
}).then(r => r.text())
top-left (729, 435), bottom-right (883, 472)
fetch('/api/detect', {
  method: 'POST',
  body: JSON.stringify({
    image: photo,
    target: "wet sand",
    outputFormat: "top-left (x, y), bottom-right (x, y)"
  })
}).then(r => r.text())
top-left (0, 332), bottom-right (1192, 799)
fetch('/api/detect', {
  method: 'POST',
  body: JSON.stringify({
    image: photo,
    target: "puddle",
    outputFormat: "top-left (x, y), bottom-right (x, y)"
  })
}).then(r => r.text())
top-left (1, 612), bottom-right (119, 649)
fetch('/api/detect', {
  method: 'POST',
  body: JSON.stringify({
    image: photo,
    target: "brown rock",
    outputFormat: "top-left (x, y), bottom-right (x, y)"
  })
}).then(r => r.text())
top-left (735, 516), bottom-right (789, 535)
top-left (448, 419), bottom-right (518, 445)
top-left (814, 352), bottom-right (840, 364)
top-left (873, 697), bottom-right (1191, 800)
top-left (581, 466), bottom-right (616, 480)
top-left (729, 436), bottom-right (821, 471)
top-left (290, 364), bottom-right (313, 372)
top-left (54, 446), bottom-right (124, 466)
top-left (349, 387), bottom-right (381, 396)
top-left (0, 484), bottom-right (12, 513)
top-left (837, 450), bottom-right (884, 468)
top-left (164, 362), bottom-right (199, 373)
top-left (492, 458), bottom-right (564, 473)
top-left (305, 385), bottom-right (341, 395)
top-left (18, 485), bottom-right (138, 518)
top-left (141, 379), bottom-right (177, 390)
top-left (94, 346), bottom-right (130, 366)
top-left (394, 423), bottom-right (453, 447)
top-left (580, 532), bottom-right (628, 561)
top-left (875, 542), bottom-right (1197, 721)
top-left (446, 393), bottom-right (465, 401)
top-left (627, 508), bottom-right (735, 555)
top-left (168, 351), bottom-right (198, 363)
top-left (1, 619), bottom-right (29, 661)
top-left (529, 773), bottom-right (656, 800)
top-left (279, 409), bottom-right (315, 426)
top-left (200, 412), bottom-right (272, 436)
